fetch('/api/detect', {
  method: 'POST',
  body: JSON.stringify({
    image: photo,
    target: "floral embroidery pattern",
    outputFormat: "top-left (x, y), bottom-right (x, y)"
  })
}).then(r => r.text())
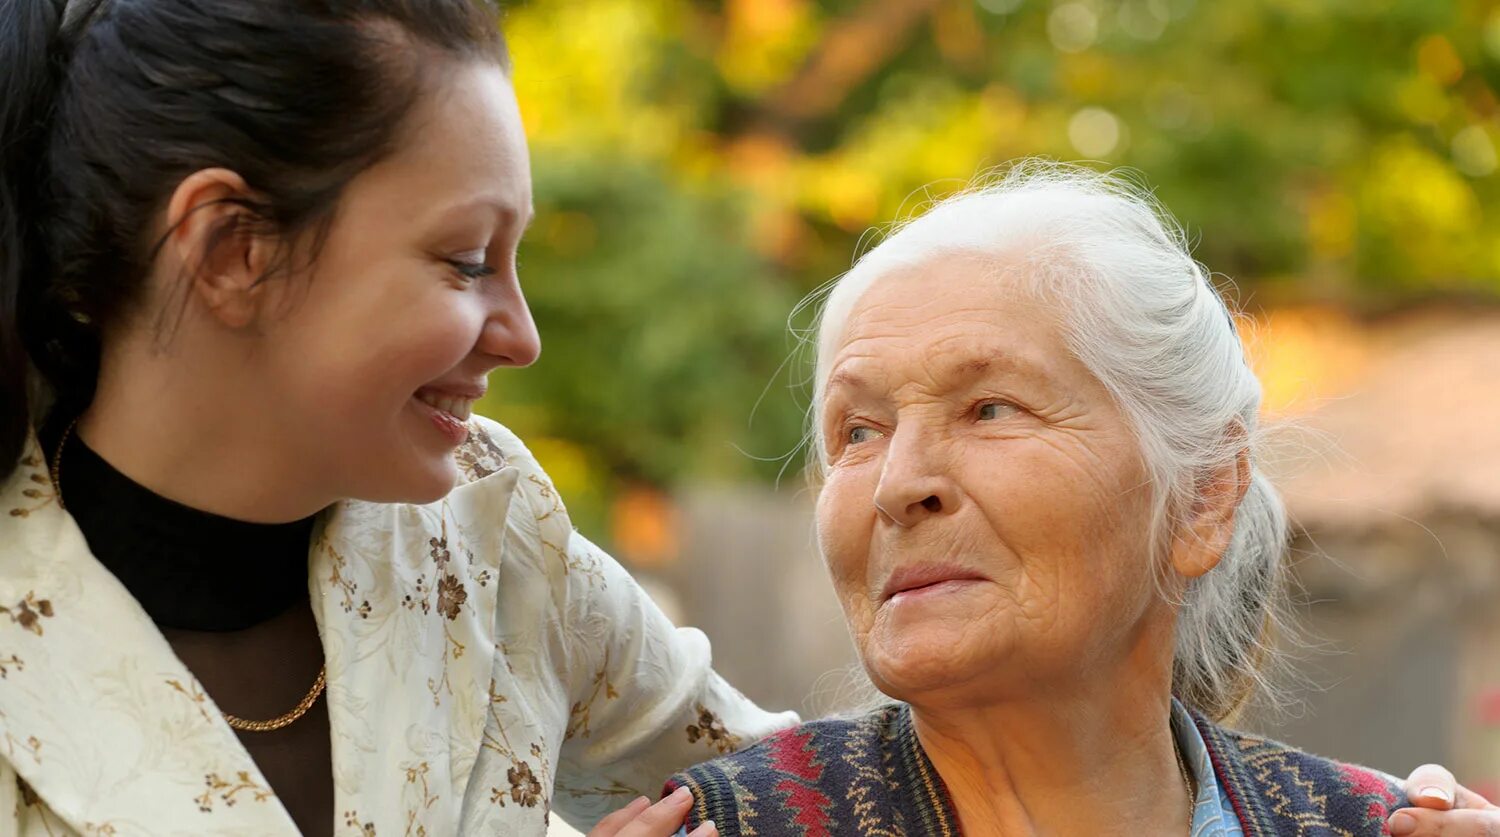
top-left (565, 650), bottom-right (620, 742)
top-left (505, 761), bottom-right (543, 807)
top-left (0, 593), bottom-right (54, 636)
top-left (686, 704), bottom-right (742, 754)
top-left (411, 522), bottom-right (473, 624)
top-left (482, 685), bottom-right (553, 821)
top-left (402, 761), bottom-right (439, 837)
top-left (539, 533), bottom-right (608, 588)
top-left (195, 771), bottom-right (273, 812)
top-left (453, 424), bottom-right (509, 481)
top-left (6, 453), bottom-right (56, 519)
top-left (527, 474), bottom-right (564, 522)
top-left (343, 810), bottom-right (378, 836)
top-left (327, 544), bottom-right (372, 619)
top-left (0, 712), bottom-right (43, 767)
top-left (435, 574), bottom-right (467, 621)
top-left (165, 677), bottom-right (216, 724)
top-left (427, 532), bottom-right (470, 622)
top-left (428, 536), bottom-right (452, 568)
top-left (407, 516), bottom-right (474, 706)
top-left (401, 577), bottom-right (432, 615)
top-left (0, 654), bottom-right (23, 678)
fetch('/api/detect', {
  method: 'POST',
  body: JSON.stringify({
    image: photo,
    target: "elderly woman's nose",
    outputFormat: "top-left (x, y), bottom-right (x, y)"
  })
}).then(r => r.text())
top-left (872, 433), bottom-right (959, 527)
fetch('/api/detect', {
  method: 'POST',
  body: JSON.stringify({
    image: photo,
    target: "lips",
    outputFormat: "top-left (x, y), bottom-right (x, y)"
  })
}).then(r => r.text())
top-left (880, 563), bottom-right (989, 602)
top-left (417, 390), bottom-right (474, 423)
top-left (413, 383), bottom-right (486, 447)
top-left (414, 387), bottom-right (483, 426)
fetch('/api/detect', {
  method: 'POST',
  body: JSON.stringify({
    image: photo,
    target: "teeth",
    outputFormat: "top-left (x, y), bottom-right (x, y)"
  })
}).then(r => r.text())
top-left (417, 392), bottom-right (473, 421)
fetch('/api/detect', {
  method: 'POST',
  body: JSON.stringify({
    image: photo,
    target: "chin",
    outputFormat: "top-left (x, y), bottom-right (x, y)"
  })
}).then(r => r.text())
top-left (405, 455), bottom-right (462, 504)
top-left (349, 454), bottom-right (461, 506)
top-left (862, 619), bottom-right (1008, 701)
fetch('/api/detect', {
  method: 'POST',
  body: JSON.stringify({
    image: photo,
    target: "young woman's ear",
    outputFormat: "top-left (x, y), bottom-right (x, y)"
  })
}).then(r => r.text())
top-left (162, 168), bottom-right (274, 330)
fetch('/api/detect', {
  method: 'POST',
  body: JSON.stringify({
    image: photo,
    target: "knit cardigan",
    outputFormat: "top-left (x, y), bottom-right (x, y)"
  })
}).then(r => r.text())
top-left (664, 703), bottom-right (1405, 836)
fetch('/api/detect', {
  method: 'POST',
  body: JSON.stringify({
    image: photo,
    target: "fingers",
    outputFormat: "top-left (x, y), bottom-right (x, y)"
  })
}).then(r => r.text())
top-left (1455, 783), bottom-right (1499, 811)
top-left (1406, 764), bottom-right (1460, 810)
top-left (586, 785), bottom-right (719, 837)
top-left (617, 785), bottom-right (716, 837)
top-left (587, 796), bottom-right (651, 837)
top-left (1387, 807), bottom-right (1500, 837)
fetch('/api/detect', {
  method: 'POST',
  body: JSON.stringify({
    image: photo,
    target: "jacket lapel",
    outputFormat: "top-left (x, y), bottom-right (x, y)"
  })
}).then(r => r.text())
top-left (0, 431), bottom-right (298, 834)
top-left (310, 428), bottom-right (518, 833)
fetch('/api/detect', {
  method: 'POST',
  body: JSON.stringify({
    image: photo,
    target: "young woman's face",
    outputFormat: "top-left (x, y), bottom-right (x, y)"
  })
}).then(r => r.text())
top-left (256, 61), bottom-right (539, 504)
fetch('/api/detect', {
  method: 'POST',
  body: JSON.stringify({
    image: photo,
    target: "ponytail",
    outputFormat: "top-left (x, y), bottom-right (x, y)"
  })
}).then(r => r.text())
top-left (0, 1), bottom-right (65, 480)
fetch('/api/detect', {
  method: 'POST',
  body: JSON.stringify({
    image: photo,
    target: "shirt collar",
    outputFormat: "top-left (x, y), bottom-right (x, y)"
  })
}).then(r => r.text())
top-left (1173, 697), bottom-right (1245, 836)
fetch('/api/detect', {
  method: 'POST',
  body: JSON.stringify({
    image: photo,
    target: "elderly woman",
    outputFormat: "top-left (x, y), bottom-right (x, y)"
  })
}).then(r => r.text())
top-left (663, 165), bottom-right (1495, 837)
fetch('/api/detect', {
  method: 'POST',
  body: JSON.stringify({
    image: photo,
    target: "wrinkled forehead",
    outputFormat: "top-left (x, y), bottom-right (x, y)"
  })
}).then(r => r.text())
top-left (817, 247), bottom-right (1046, 376)
top-left (812, 250), bottom-right (1078, 419)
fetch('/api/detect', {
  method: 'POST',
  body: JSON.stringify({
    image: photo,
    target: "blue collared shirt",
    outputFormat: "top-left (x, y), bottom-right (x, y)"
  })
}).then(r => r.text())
top-left (1174, 697), bottom-right (1247, 836)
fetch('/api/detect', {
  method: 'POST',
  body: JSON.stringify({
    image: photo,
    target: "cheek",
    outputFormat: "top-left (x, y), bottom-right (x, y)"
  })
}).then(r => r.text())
top-left (816, 472), bottom-right (878, 625)
top-left (292, 287), bottom-right (479, 410)
top-left (959, 439), bottom-right (1158, 635)
top-left (980, 435), bottom-right (1148, 558)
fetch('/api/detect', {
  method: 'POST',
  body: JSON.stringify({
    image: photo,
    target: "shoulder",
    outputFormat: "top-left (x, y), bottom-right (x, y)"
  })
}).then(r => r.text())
top-left (455, 415), bottom-right (542, 486)
top-left (451, 416), bottom-right (570, 531)
top-left (664, 706), bottom-right (903, 837)
top-left (1193, 713), bottom-right (1406, 835)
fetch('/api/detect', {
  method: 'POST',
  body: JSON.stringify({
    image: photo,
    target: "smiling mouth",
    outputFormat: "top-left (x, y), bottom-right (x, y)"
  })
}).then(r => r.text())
top-left (416, 390), bottom-right (476, 421)
top-left (881, 564), bottom-right (989, 602)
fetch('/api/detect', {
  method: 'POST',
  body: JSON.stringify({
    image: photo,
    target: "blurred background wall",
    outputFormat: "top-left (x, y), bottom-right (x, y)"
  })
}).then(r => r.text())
top-left (470, 0), bottom-right (1500, 831)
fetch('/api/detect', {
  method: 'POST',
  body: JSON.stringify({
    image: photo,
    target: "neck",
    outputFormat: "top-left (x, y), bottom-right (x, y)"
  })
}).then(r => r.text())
top-left (909, 625), bottom-right (1191, 836)
top-left (75, 331), bottom-right (331, 524)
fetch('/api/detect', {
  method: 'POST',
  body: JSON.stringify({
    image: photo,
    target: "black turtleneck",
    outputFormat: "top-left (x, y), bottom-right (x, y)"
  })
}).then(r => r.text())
top-left (48, 426), bottom-right (316, 632)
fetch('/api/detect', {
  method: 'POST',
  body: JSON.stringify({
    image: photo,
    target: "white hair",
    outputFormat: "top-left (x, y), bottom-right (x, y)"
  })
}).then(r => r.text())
top-left (808, 161), bottom-right (1291, 720)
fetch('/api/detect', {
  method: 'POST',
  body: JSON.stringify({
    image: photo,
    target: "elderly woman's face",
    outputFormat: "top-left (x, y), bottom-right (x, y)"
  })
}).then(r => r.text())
top-left (817, 253), bottom-right (1162, 703)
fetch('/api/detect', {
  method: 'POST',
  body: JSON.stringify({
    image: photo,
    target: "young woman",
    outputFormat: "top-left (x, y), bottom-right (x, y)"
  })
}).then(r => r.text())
top-left (0, 2), bottom-right (1489, 836)
top-left (0, 1), bottom-right (793, 834)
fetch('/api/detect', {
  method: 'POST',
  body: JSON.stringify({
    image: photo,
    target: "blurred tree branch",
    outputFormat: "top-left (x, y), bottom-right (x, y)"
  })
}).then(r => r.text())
top-left (750, 0), bottom-right (942, 139)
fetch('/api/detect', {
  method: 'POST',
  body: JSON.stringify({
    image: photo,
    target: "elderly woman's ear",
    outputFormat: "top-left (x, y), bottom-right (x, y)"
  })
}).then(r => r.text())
top-left (1170, 425), bottom-right (1252, 580)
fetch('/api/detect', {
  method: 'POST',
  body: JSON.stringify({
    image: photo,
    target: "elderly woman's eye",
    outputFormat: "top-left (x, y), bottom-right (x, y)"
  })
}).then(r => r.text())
top-left (848, 425), bottom-right (884, 445)
top-left (977, 401), bottom-right (1017, 420)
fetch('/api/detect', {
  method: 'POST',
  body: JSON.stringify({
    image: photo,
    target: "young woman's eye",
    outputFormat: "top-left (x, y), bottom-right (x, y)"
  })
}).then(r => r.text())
top-left (447, 259), bottom-right (497, 281)
top-left (976, 401), bottom-right (1018, 421)
top-left (848, 425), bottom-right (884, 445)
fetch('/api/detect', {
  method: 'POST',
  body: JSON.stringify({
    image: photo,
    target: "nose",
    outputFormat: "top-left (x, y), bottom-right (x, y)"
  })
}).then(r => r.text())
top-left (477, 274), bottom-right (541, 368)
top-left (872, 425), bottom-right (960, 528)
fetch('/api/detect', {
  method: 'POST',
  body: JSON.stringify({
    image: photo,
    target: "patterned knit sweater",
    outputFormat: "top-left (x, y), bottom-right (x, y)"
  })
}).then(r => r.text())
top-left (664, 703), bottom-right (1406, 836)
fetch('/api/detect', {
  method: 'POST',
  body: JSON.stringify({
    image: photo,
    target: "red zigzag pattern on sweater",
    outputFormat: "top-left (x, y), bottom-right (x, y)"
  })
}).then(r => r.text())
top-left (766, 728), bottom-right (835, 837)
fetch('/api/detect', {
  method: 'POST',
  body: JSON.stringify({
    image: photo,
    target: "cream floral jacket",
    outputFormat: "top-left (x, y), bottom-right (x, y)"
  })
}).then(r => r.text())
top-left (0, 416), bottom-right (796, 835)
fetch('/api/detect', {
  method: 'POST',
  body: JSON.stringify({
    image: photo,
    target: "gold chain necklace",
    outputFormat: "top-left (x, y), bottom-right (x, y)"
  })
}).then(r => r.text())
top-left (49, 419), bottom-right (326, 733)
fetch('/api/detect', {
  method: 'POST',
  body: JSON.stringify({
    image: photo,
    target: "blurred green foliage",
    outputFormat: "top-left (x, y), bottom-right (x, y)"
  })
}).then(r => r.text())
top-left (478, 0), bottom-right (1500, 531)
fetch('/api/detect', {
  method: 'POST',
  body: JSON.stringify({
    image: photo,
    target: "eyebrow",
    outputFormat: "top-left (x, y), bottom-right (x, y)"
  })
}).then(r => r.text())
top-left (931, 348), bottom-right (1037, 383)
top-left (949, 357), bottom-right (993, 379)
top-left (825, 368), bottom-right (871, 394)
